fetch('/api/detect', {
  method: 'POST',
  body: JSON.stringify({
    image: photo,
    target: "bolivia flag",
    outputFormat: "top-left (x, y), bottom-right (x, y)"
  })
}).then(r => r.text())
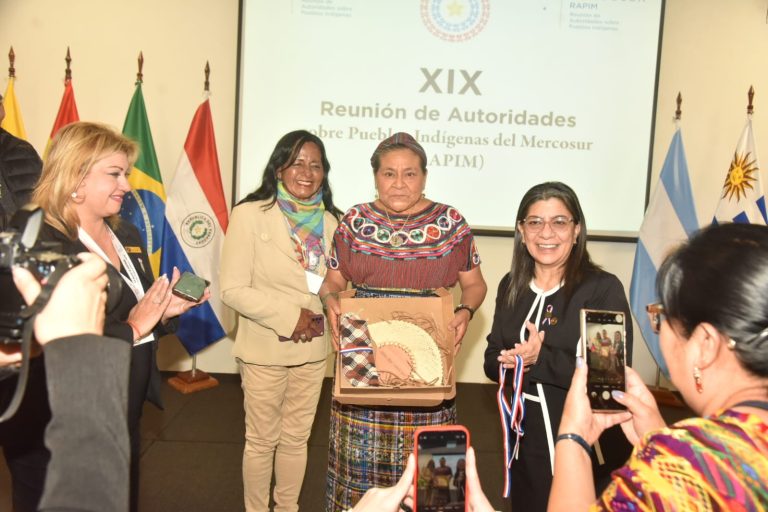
top-left (120, 81), bottom-right (166, 278)
top-left (161, 95), bottom-right (227, 354)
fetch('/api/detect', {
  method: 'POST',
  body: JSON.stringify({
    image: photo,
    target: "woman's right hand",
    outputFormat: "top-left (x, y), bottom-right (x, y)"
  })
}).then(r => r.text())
top-left (126, 274), bottom-right (173, 340)
top-left (610, 366), bottom-right (667, 445)
top-left (289, 308), bottom-right (318, 343)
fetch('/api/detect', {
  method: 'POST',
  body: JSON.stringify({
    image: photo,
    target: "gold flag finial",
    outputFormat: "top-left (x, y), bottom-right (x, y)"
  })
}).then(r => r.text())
top-left (64, 47), bottom-right (72, 81)
top-left (136, 52), bottom-right (144, 84)
top-left (8, 47), bottom-right (15, 78)
top-left (204, 61), bottom-right (210, 92)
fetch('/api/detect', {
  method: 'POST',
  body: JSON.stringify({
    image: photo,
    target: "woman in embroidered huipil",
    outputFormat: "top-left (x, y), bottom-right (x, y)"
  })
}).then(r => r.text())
top-left (484, 182), bottom-right (632, 512)
top-left (549, 222), bottom-right (768, 511)
top-left (220, 130), bottom-right (342, 512)
top-left (320, 132), bottom-right (487, 511)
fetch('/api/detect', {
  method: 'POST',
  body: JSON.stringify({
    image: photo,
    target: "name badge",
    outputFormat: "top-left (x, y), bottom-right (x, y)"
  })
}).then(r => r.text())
top-left (124, 246), bottom-right (143, 254)
top-left (305, 270), bottom-right (324, 295)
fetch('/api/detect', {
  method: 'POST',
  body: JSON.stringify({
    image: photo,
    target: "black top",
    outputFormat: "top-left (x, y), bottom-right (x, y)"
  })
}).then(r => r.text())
top-left (484, 269), bottom-right (633, 391)
top-left (0, 127), bottom-right (42, 230)
top-left (38, 221), bottom-right (173, 407)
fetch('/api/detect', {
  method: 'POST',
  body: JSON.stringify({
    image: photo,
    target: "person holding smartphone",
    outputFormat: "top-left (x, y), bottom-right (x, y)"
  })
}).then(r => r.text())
top-left (483, 182), bottom-right (632, 512)
top-left (220, 130), bottom-right (342, 512)
top-left (550, 223), bottom-right (768, 511)
top-left (31, 122), bottom-right (209, 512)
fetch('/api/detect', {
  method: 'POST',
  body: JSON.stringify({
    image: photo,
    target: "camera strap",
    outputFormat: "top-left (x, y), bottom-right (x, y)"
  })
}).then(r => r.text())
top-left (0, 263), bottom-right (69, 422)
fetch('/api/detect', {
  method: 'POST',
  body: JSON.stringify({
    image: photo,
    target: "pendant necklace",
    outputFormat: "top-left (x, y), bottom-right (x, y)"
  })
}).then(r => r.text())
top-left (383, 208), bottom-right (413, 248)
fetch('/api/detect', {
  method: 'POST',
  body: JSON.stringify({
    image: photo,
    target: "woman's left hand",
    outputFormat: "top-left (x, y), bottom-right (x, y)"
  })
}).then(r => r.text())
top-left (449, 308), bottom-right (471, 353)
top-left (161, 267), bottom-right (211, 324)
top-left (557, 357), bottom-right (631, 445)
top-left (499, 321), bottom-right (544, 370)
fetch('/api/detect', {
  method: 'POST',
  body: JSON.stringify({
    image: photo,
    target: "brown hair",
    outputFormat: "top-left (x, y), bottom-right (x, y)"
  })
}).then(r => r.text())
top-left (32, 122), bottom-right (138, 239)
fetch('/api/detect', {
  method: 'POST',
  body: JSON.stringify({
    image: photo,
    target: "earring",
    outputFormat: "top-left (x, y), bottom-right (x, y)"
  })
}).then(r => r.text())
top-left (374, 190), bottom-right (379, 200)
top-left (71, 191), bottom-right (77, 198)
top-left (693, 366), bottom-right (703, 393)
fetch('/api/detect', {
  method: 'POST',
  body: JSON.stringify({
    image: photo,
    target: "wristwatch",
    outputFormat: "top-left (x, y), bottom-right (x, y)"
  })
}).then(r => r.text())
top-left (453, 303), bottom-right (476, 320)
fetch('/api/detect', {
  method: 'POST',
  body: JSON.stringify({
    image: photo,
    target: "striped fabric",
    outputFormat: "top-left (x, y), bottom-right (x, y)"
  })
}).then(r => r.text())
top-left (326, 400), bottom-right (456, 512)
top-left (328, 202), bottom-right (480, 289)
top-left (593, 409), bottom-right (768, 511)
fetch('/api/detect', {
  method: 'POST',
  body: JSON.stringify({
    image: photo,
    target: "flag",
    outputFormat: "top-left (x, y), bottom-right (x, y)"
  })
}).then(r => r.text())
top-left (630, 128), bottom-right (698, 377)
top-left (44, 78), bottom-right (79, 156)
top-left (1, 77), bottom-right (28, 140)
top-left (712, 117), bottom-right (767, 225)
top-left (120, 81), bottom-right (166, 277)
top-left (160, 95), bottom-right (228, 354)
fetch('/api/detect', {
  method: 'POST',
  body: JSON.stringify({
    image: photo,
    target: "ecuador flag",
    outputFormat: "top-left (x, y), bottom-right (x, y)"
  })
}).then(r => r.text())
top-left (120, 81), bottom-right (166, 278)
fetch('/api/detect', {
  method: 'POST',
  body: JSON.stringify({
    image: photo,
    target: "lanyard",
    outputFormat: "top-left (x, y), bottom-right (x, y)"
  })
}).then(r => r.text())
top-left (78, 226), bottom-right (154, 344)
top-left (497, 356), bottom-right (525, 498)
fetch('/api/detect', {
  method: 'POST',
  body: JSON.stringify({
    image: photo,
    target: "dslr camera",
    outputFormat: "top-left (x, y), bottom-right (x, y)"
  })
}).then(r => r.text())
top-left (0, 205), bottom-right (120, 344)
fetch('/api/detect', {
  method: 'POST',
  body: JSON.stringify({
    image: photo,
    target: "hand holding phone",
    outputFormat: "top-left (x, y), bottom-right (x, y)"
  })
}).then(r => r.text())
top-left (171, 271), bottom-right (210, 302)
top-left (413, 425), bottom-right (469, 512)
top-left (278, 312), bottom-right (325, 342)
top-left (580, 309), bottom-right (627, 411)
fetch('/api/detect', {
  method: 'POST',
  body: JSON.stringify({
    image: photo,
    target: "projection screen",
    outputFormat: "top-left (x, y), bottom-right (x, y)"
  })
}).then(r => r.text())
top-left (237, 0), bottom-right (664, 237)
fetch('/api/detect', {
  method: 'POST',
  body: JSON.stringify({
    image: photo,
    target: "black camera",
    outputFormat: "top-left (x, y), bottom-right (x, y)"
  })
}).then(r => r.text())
top-left (0, 205), bottom-right (121, 344)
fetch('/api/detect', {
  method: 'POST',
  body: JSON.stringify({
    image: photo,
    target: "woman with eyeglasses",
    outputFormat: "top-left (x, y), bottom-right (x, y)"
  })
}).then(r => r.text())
top-left (548, 222), bottom-right (768, 511)
top-left (483, 181), bottom-right (633, 512)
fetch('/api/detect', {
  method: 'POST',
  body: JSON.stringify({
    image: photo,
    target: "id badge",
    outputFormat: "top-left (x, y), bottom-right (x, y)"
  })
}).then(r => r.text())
top-left (305, 270), bottom-right (324, 294)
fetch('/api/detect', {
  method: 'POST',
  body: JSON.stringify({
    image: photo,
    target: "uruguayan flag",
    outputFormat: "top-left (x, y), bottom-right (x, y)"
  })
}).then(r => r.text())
top-left (713, 117), bottom-right (767, 225)
top-left (630, 128), bottom-right (698, 377)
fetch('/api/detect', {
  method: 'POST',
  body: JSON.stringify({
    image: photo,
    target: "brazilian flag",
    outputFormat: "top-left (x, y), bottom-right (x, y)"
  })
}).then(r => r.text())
top-left (120, 81), bottom-right (166, 278)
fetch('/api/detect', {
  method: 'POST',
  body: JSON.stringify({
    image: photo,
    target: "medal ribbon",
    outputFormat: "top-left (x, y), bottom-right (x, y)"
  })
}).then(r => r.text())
top-left (497, 356), bottom-right (525, 498)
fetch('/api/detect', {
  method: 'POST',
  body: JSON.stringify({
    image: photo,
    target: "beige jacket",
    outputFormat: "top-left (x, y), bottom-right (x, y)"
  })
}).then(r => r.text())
top-left (220, 199), bottom-right (338, 366)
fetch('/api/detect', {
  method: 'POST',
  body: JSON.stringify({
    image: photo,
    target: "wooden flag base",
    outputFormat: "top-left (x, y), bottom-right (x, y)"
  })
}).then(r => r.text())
top-left (168, 369), bottom-right (219, 394)
top-left (649, 386), bottom-right (684, 408)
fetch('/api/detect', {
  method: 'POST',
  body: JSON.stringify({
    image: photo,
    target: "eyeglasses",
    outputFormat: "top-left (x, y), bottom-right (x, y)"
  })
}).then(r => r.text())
top-left (646, 303), bottom-right (665, 334)
top-left (519, 216), bottom-right (574, 234)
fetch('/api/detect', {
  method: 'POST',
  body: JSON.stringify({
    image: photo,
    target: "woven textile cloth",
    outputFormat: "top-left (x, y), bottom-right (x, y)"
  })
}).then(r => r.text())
top-left (339, 315), bottom-right (379, 387)
top-left (593, 408), bottom-right (768, 511)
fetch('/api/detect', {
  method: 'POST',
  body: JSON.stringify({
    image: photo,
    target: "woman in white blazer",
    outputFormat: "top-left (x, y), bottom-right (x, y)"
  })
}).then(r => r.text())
top-left (220, 130), bottom-right (342, 512)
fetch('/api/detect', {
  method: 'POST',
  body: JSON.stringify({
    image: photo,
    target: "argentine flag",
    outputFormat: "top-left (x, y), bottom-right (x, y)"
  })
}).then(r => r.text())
top-left (713, 117), bottom-right (767, 225)
top-left (630, 127), bottom-right (698, 377)
top-left (161, 95), bottom-right (228, 355)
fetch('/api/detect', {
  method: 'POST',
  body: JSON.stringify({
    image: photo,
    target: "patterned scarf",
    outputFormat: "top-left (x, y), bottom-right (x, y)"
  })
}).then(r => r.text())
top-left (276, 181), bottom-right (325, 270)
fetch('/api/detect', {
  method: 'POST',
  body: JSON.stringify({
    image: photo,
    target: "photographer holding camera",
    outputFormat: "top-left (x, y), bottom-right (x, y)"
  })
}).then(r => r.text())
top-left (28, 121), bottom-right (209, 511)
top-left (5, 252), bottom-right (130, 512)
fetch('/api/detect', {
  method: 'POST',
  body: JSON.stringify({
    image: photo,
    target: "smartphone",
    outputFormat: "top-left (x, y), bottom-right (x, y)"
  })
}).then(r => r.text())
top-left (278, 313), bottom-right (324, 341)
top-left (172, 271), bottom-right (210, 302)
top-left (413, 425), bottom-right (469, 512)
top-left (580, 309), bottom-right (627, 411)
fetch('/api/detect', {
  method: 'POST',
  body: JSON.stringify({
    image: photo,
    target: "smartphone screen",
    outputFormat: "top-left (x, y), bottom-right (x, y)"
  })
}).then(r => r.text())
top-left (581, 309), bottom-right (627, 411)
top-left (414, 426), bottom-right (469, 512)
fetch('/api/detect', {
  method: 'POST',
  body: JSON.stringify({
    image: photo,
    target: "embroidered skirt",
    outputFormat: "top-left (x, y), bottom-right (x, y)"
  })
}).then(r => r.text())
top-left (325, 399), bottom-right (456, 511)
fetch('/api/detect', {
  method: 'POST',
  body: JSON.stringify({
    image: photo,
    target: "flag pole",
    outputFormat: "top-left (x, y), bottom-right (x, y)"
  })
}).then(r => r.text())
top-left (166, 61), bottom-right (221, 395)
top-left (647, 93), bottom-right (686, 408)
top-left (747, 85), bottom-right (754, 116)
